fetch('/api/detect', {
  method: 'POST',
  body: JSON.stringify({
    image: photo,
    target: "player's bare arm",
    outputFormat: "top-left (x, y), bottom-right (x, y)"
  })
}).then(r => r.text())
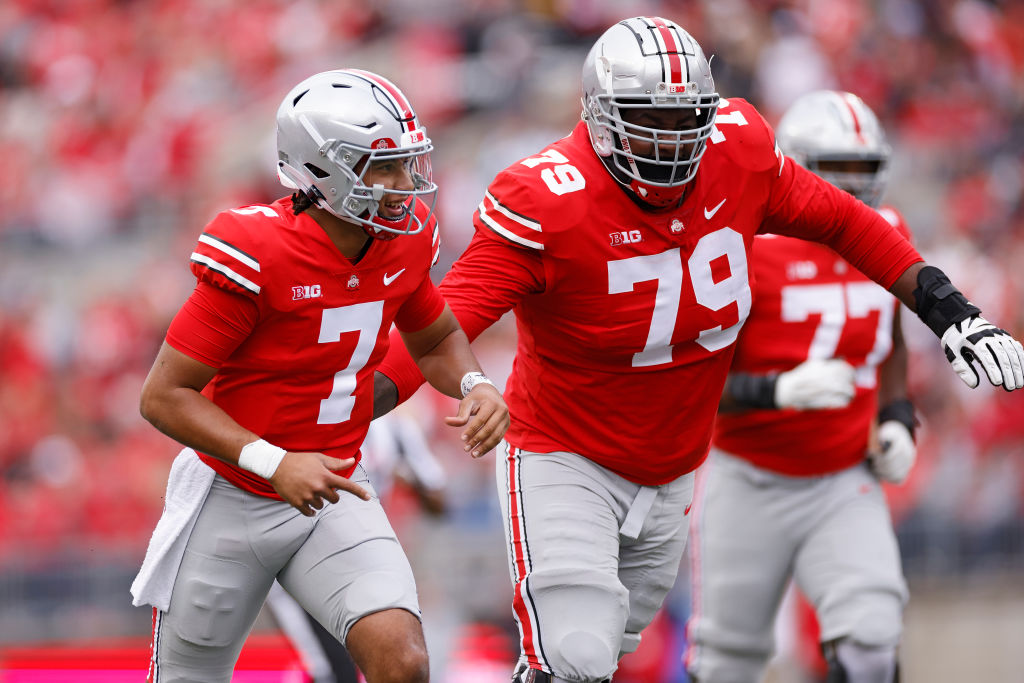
top-left (372, 371), bottom-right (400, 419)
top-left (399, 305), bottom-right (510, 457)
top-left (139, 341), bottom-right (369, 515)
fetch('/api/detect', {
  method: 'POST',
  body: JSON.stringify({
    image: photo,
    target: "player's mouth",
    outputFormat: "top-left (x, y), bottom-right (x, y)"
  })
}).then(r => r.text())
top-left (379, 200), bottom-right (408, 221)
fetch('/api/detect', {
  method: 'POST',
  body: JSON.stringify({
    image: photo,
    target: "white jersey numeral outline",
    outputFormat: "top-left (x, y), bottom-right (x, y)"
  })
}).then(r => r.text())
top-left (781, 281), bottom-right (895, 388)
top-left (708, 102), bottom-right (748, 145)
top-left (520, 149), bottom-right (586, 196)
top-left (608, 227), bottom-right (751, 367)
top-left (316, 301), bottom-right (384, 424)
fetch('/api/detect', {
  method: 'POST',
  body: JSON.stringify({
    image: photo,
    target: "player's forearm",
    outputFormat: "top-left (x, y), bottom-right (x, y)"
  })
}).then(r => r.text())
top-left (139, 384), bottom-right (258, 466)
top-left (718, 372), bottom-right (777, 413)
top-left (877, 314), bottom-right (909, 408)
top-left (371, 371), bottom-right (399, 419)
top-left (888, 262), bottom-right (924, 313)
top-left (414, 327), bottom-right (484, 400)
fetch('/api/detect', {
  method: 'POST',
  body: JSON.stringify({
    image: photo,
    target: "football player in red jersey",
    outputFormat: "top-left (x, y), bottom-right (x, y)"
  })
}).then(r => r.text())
top-left (130, 69), bottom-right (508, 683)
top-left (373, 17), bottom-right (1024, 683)
top-left (685, 90), bottom-right (918, 683)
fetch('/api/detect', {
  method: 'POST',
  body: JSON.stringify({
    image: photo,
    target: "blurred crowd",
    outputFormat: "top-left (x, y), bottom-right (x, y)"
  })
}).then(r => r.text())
top-left (2, 0), bottom-right (1024, 654)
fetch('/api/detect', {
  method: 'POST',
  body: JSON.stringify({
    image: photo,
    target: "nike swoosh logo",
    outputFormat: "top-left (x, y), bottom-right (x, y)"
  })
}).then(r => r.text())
top-left (382, 268), bottom-right (406, 286)
top-left (704, 198), bottom-right (726, 220)
top-left (684, 503), bottom-right (693, 516)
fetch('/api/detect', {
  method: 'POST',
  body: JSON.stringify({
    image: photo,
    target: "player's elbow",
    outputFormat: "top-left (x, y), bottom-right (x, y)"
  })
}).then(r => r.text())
top-left (138, 376), bottom-right (170, 429)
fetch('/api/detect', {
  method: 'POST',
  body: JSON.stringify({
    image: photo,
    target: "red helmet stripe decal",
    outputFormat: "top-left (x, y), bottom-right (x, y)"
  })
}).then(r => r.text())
top-left (344, 68), bottom-right (416, 133)
top-left (841, 93), bottom-right (866, 144)
top-left (652, 17), bottom-right (684, 84)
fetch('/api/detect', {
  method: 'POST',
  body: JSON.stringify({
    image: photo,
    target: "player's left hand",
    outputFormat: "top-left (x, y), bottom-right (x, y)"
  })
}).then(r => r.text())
top-left (445, 383), bottom-right (510, 458)
top-left (940, 316), bottom-right (1024, 391)
top-left (869, 420), bottom-right (916, 484)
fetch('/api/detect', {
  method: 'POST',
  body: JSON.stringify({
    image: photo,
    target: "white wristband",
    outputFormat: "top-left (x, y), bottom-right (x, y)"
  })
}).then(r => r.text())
top-left (460, 371), bottom-right (495, 398)
top-left (237, 439), bottom-right (287, 480)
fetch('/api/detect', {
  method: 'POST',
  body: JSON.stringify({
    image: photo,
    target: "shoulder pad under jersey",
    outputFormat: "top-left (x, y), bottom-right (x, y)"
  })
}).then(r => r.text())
top-left (189, 203), bottom-right (288, 298)
top-left (474, 135), bottom-right (598, 251)
top-left (706, 98), bottom-right (786, 178)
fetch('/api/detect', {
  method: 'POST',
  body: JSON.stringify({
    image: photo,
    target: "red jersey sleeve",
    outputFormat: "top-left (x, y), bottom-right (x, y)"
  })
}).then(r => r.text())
top-left (165, 281), bottom-right (259, 367)
top-left (377, 228), bottom-right (545, 403)
top-left (189, 212), bottom-right (269, 299)
top-left (393, 274), bottom-right (446, 333)
top-left (761, 160), bottom-right (922, 289)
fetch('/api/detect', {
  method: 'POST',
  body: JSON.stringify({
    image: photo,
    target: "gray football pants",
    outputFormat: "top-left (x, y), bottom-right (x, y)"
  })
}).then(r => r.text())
top-left (148, 470), bottom-right (420, 683)
top-left (687, 451), bottom-right (908, 682)
top-left (496, 442), bottom-right (695, 682)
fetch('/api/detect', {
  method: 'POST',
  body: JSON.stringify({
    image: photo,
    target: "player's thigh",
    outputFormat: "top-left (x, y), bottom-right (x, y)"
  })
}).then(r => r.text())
top-left (794, 464), bottom-right (908, 646)
top-left (618, 470), bottom-right (694, 653)
top-left (495, 443), bottom-right (628, 680)
top-left (278, 472), bottom-right (421, 646)
top-left (686, 453), bottom-right (800, 679)
top-left (155, 478), bottom-right (297, 682)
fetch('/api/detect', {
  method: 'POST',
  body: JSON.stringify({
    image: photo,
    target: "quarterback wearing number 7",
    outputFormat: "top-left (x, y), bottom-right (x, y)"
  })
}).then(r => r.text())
top-left (374, 16), bottom-right (1024, 683)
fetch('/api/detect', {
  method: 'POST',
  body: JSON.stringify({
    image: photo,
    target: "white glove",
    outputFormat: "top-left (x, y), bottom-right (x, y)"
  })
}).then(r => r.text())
top-left (940, 316), bottom-right (1024, 391)
top-left (869, 420), bottom-right (917, 484)
top-left (774, 359), bottom-right (856, 410)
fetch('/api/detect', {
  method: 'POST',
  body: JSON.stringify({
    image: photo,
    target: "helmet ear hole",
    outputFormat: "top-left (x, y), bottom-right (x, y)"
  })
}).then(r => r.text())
top-left (304, 163), bottom-right (330, 179)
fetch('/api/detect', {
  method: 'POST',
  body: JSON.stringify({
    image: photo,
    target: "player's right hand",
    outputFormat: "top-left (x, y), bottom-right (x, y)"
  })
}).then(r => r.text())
top-left (270, 452), bottom-right (371, 516)
top-left (940, 315), bottom-right (1024, 391)
top-left (774, 359), bottom-right (856, 410)
top-left (445, 383), bottom-right (510, 458)
top-left (869, 420), bottom-right (917, 484)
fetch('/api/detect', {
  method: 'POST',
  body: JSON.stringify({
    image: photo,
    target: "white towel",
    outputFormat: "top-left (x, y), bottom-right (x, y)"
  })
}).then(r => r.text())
top-left (130, 448), bottom-right (216, 611)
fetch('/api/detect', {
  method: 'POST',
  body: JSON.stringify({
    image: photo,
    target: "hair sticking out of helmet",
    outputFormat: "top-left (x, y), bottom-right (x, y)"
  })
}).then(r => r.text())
top-left (581, 16), bottom-right (719, 209)
top-left (775, 90), bottom-right (892, 208)
top-left (275, 69), bottom-right (438, 239)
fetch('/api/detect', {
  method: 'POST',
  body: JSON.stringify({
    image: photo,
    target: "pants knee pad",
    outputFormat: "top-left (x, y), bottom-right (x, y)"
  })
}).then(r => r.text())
top-left (824, 638), bottom-right (898, 683)
top-left (522, 567), bottom-right (627, 681)
top-left (172, 576), bottom-right (251, 648)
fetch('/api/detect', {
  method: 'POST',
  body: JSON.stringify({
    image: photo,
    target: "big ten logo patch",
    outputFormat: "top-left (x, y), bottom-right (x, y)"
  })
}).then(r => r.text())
top-left (610, 230), bottom-right (643, 246)
top-left (292, 284), bottom-right (323, 300)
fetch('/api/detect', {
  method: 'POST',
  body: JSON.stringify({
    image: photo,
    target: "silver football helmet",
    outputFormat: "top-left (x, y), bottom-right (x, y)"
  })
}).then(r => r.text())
top-left (276, 69), bottom-right (437, 239)
top-left (775, 90), bottom-right (891, 207)
top-left (581, 16), bottom-right (719, 208)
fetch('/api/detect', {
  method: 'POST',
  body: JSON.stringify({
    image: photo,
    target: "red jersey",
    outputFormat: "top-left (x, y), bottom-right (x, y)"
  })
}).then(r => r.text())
top-left (378, 99), bottom-right (921, 485)
top-left (714, 208), bottom-right (912, 476)
top-left (166, 196), bottom-right (445, 498)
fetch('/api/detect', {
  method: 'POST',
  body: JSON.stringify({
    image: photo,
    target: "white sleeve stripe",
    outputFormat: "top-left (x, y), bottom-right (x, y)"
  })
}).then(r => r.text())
top-left (190, 253), bottom-right (261, 294)
top-left (478, 206), bottom-right (544, 250)
top-left (198, 234), bottom-right (260, 272)
top-left (484, 192), bottom-right (542, 232)
top-left (432, 245), bottom-right (440, 266)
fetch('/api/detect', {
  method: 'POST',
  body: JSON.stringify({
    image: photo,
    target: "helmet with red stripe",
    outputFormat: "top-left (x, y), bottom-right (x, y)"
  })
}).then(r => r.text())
top-left (775, 90), bottom-right (891, 208)
top-left (581, 17), bottom-right (719, 209)
top-left (276, 69), bottom-right (437, 239)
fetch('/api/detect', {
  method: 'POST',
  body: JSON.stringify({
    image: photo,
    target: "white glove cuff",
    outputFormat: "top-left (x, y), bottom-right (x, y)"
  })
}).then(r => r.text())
top-left (238, 439), bottom-right (287, 480)
top-left (460, 371), bottom-right (495, 398)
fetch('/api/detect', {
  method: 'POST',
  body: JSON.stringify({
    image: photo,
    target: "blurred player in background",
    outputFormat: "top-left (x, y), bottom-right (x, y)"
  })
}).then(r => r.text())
top-left (130, 68), bottom-right (508, 683)
top-left (374, 17), bottom-right (1024, 683)
top-left (685, 90), bottom-right (919, 683)
top-left (266, 409), bottom-right (448, 683)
